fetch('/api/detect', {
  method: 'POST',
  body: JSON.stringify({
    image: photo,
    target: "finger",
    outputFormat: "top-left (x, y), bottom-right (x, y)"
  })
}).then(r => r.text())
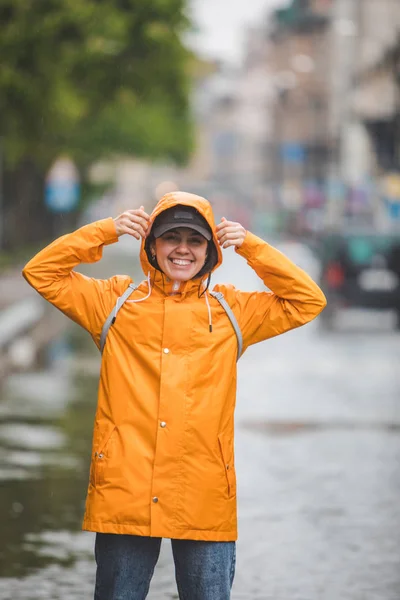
top-left (126, 207), bottom-right (149, 216)
top-left (124, 219), bottom-right (147, 238)
top-left (222, 234), bottom-right (244, 247)
top-left (132, 224), bottom-right (148, 239)
top-left (223, 238), bottom-right (242, 249)
top-left (127, 215), bottom-right (150, 231)
top-left (127, 208), bottom-right (151, 221)
top-left (218, 230), bottom-right (243, 244)
top-left (124, 214), bottom-right (149, 233)
top-left (216, 226), bottom-right (240, 239)
top-left (131, 212), bottom-right (150, 226)
top-left (216, 223), bottom-right (236, 235)
top-left (120, 225), bottom-right (141, 240)
top-left (216, 222), bottom-right (235, 232)
top-left (218, 228), bottom-right (246, 244)
top-left (216, 218), bottom-right (233, 230)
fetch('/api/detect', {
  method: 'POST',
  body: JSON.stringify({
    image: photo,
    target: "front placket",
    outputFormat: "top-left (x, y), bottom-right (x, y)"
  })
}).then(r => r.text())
top-left (150, 295), bottom-right (191, 537)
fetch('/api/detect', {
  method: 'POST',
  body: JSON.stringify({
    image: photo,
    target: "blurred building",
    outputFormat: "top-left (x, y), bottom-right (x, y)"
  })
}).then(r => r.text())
top-left (266, 0), bottom-right (400, 234)
top-left (348, 0), bottom-right (400, 230)
top-left (267, 0), bottom-right (334, 233)
top-left (348, 0), bottom-right (399, 172)
top-left (180, 31), bottom-right (274, 228)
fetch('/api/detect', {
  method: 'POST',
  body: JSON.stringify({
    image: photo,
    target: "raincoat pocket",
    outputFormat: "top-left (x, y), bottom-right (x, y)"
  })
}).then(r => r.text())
top-left (218, 434), bottom-right (236, 499)
top-left (91, 425), bottom-right (117, 487)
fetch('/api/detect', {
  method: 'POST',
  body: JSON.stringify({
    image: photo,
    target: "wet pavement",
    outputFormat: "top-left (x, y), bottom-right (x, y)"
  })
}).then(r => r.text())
top-left (1, 243), bottom-right (399, 599)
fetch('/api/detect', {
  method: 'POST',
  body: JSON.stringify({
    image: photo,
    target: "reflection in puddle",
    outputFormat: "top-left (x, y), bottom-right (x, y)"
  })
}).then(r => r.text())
top-left (5, 450), bottom-right (80, 470)
top-left (1, 371), bottom-right (75, 419)
top-left (23, 530), bottom-right (94, 561)
top-left (0, 329), bottom-right (100, 589)
top-left (0, 424), bottom-right (65, 450)
top-left (241, 419), bottom-right (400, 436)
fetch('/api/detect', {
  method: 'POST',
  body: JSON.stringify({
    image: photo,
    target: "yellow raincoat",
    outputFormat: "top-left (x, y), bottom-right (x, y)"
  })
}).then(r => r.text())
top-left (23, 191), bottom-right (326, 541)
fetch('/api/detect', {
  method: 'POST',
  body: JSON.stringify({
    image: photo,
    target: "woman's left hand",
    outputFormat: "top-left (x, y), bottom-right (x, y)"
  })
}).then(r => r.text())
top-left (216, 218), bottom-right (247, 249)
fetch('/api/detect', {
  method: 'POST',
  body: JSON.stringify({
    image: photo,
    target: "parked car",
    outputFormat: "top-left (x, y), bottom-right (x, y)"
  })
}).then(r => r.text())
top-left (318, 231), bottom-right (400, 329)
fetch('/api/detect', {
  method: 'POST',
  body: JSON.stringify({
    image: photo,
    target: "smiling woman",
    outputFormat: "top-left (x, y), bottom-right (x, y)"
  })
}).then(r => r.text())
top-left (21, 190), bottom-right (326, 600)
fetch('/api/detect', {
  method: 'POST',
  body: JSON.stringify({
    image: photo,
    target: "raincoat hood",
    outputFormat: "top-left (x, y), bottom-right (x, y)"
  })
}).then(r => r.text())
top-left (140, 192), bottom-right (223, 285)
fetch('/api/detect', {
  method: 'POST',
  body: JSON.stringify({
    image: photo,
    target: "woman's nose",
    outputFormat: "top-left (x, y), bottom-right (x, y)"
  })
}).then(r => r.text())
top-left (176, 242), bottom-right (190, 253)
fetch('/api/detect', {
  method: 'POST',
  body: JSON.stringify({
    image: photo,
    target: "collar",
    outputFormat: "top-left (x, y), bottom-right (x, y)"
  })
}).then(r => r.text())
top-left (151, 269), bottom-right (206, 298)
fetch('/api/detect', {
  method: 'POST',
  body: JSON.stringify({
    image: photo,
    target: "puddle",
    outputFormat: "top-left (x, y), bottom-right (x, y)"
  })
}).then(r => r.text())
top-left (241, 419), bottom-right (400, 436)
top-left (0, 328), bottom-right (99, 582)
top-left (23, 530), bottom-right (94, 561)
top-left (0, 371), bottom-right (75, 420)
top-left (0, 424), bottom-right (66, 450)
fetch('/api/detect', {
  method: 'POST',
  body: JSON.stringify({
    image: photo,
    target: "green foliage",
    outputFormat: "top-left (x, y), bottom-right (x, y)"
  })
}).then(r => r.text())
top-left (0, 0), bottom-right (193, 168)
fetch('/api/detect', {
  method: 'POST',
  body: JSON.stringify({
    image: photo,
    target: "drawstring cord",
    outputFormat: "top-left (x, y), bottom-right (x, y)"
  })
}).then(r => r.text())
top-left (126, 271), bottom-right (152, 303)
top-left (204, 290), bottom-right (213, 333)
top-left (199, 272), bottom-right (213, 334)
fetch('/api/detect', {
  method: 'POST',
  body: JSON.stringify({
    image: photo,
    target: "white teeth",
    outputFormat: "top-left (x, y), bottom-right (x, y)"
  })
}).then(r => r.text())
top-left (171, 259), bottom-right (191, 266)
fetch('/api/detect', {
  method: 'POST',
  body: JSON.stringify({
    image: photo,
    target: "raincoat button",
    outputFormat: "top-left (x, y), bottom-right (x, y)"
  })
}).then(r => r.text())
top-left (152, 496), bottom-right (159, 503)
top-left (160, 421), bottom-right (166, 428)
top-left (163, 348), bottom-right (170, 354)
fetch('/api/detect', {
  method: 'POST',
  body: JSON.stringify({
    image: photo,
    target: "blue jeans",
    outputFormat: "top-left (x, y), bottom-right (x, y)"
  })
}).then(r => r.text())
top-left (94, 533), bottom-right (236, 600)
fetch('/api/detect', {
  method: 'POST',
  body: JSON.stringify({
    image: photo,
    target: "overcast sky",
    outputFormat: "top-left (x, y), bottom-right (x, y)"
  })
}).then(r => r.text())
top-left (187, 0), bottom-right (288, 65)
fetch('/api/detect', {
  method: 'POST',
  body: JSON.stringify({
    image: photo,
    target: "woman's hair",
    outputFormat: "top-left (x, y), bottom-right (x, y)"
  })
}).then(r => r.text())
top-left (196, 239), bottom-right (218, 278)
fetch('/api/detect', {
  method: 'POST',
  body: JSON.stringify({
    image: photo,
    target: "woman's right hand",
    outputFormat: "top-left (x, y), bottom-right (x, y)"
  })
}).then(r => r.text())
top-left (113, 206), bottom-right (151, 239)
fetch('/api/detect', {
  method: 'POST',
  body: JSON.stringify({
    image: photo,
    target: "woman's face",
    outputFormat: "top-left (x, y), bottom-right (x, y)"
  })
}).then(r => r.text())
top-left (151, 227), bottom-right (208, 281)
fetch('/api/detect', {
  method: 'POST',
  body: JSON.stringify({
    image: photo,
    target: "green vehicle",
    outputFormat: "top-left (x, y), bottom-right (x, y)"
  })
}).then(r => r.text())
top-left (318, 231), bottom-right (400, 329)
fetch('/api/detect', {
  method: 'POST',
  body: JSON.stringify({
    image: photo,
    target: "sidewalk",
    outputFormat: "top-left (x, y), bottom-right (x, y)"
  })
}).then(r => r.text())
top-left (0, 265), bottom-right (68, 382)
top-left (0, 265), bottom-right (36, 309)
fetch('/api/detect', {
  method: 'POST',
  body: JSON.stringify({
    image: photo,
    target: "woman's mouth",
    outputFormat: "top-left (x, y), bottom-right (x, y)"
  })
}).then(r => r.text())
top-left (169, 258), bottom-right (193, 267)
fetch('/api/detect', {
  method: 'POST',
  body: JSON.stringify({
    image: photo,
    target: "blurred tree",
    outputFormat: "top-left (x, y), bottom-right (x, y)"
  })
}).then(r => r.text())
top-left (0, 0), bottom-right (193, 250)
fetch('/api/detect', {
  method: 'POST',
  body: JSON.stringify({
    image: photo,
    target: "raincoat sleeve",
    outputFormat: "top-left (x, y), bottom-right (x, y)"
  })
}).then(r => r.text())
top-left (22, 218), bottom-right (131, 340)
top-left (218, 231), bottom-right (326, 349)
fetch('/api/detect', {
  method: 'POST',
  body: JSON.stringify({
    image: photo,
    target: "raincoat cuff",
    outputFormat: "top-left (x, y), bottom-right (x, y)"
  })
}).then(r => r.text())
top-left (97, 217), bottom-right (119, 245)
top-left (235, 231), bottom-right (264, 259)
